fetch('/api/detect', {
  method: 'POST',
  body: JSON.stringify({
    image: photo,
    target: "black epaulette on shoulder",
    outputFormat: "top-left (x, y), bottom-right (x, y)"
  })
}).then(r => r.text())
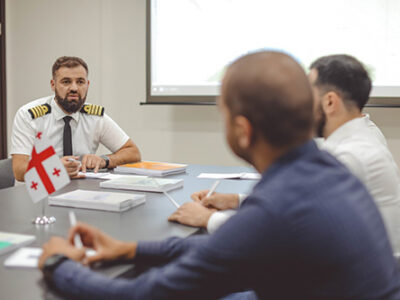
top-left (80, 104), bottom-right (104, 116)
top-left (28, 103), bottom-right (51, 119)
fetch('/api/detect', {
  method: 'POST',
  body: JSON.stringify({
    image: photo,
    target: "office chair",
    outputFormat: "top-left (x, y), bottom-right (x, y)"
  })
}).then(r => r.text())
top-left (0, 158), bottom-right (15, 189)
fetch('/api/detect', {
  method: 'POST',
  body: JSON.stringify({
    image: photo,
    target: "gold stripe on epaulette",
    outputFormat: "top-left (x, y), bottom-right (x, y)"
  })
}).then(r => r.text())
top-left (28, 103), bottom-right (51, 119)
top-left (80, 104), bottom-right (104, 116)
top-left (30, 107), bottom-right (38, 119)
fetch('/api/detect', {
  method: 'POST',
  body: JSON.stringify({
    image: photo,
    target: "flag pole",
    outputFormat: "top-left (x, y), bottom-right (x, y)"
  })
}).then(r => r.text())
top-left (33, 196), bottom-right (56, 225)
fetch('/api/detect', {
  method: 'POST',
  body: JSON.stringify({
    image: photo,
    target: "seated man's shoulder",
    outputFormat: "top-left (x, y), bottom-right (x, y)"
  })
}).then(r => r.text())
top-left (18, 96), bottom-right (53, 120)
top-left (79, 103), bottom-right (105, 117)
top-left (334, 134), bottom-right (391, 166)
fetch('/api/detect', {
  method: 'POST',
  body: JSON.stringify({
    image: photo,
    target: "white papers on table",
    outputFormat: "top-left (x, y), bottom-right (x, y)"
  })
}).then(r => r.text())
top-left (197, 173), bottom-right (261, 180)
top-left (4, 247), bottom-right (42, 268)
top-left (79, 172), bottom-right (111, 179)
top-left (49, 189), bottom-right (146, 212)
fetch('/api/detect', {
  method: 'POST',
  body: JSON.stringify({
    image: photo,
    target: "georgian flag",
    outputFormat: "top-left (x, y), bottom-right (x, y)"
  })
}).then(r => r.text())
top-left (24, 131), bottom-right (70, 203)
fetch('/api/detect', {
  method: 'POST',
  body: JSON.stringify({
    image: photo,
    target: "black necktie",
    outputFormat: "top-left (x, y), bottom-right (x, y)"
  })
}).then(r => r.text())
top-left (63, 116), bottom-right (73, 156)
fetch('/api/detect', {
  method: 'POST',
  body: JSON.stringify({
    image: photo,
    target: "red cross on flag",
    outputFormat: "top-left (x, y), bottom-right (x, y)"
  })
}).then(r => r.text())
top-left (24, 131), bottom-right (70, 203)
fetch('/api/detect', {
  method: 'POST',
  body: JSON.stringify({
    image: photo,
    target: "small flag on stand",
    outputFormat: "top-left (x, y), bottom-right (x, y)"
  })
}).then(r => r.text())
top-left (25, 132), bottom-right (70, 224)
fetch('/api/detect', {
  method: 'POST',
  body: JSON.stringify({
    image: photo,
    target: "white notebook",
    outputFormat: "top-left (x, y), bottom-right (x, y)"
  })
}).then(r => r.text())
top-left (0, 232), bottom-right (36, 256)
top-left (100, 177), bottom-right (184, 193)
top-left (49, 189), bottom-right (146, 212)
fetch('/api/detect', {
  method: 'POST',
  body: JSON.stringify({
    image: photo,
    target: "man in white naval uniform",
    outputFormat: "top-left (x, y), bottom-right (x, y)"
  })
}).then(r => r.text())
top-left (169, 55), bottom-right (400, 254)
top-left (11, 56), bottom-right (141, 182)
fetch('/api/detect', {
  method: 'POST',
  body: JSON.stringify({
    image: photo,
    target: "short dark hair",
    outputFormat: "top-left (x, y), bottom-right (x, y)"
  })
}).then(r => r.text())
top-left (52, 56), bottom-right (89, 78)
top-left (223, 51), bottom-right (313, 148)
top-left (310, 55), bottom-right (371, 110)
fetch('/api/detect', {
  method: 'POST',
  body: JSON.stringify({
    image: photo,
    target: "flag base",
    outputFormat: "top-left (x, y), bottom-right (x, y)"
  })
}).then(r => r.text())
top-left (32, 197), bottom-right (56, 225)
top-left (32, 216), bottom-right (56, 225)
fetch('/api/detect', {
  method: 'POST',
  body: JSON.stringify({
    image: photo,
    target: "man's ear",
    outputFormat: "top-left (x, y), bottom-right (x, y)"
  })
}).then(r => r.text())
top-left (321, 91), bottom-right (340, 116)
top-left (50, 79), bottom-right (55, 92)
top-left (234, 116), bottom-right (253, 149)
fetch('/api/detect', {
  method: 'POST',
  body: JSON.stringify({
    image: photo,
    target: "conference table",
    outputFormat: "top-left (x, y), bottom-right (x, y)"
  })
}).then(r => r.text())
top-left (0, 164), bottom-right (257, 299)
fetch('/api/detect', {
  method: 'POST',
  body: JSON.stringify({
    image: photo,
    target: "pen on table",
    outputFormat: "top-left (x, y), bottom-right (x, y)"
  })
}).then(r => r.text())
top-left (206, 180), bottom-right (221, 198)
top-left (151, 178), bottom-right (180, 208)
top-left (68, 211), bottom-right (83, 249)
top-left (163, 190), bottom-right (180, 209)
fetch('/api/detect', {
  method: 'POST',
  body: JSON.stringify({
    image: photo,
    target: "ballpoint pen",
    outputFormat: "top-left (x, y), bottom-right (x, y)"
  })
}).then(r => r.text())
top-left (151, 178), bottom-right (180, 208)
top-left (206, 180), bottom-right (221, 198)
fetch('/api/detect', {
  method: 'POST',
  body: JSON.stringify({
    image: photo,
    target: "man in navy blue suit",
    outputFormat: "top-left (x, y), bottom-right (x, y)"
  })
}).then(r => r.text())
top-left (38, 51), bottom-right (400, 299)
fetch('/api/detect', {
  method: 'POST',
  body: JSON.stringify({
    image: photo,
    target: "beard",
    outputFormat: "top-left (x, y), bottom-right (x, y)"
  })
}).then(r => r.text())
top-left (315, 103), bottom-right (326, 138)
top-left (55, 89), bottom-right (87, 113)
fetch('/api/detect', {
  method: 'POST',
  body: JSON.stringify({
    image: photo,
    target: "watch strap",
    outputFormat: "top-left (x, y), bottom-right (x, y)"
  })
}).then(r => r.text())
top-left (100, 155), bottom-right (110, 169)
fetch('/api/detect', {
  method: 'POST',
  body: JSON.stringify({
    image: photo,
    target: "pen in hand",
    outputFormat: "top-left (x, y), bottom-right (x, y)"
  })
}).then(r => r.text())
top-left (67, 157), bottom-right (82, 167)
top-left (68, 211), bottom-right (96, 257)
top-left (206, 180), bottom-right (221, 198)
top-left (69, 211), bottom-right (83, 248)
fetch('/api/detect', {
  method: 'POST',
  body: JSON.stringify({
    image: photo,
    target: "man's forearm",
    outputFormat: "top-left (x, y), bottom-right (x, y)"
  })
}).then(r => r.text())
top-left (108, 139), bottom-right (141, 168)
top-left (12, 154), bottom-right (29, 182)
top-left (50, 235), bottom-right (209, 299)
top-left (135, 235), bottom-right (208, 266)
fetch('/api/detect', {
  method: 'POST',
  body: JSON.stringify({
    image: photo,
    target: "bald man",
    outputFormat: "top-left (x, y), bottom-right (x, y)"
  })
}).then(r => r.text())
top-left (38, 52), bottom-right (400, 299)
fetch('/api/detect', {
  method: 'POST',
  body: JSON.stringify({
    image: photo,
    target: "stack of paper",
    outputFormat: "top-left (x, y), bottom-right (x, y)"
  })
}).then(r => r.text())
top-left (115, 161), bottom-right (187, 177)
top-left (0, 232), bottom-right (36, 256)
top-left (100, 177), bottom-right (184, 193)
top-left (49, 189), bottom-right (146, 212)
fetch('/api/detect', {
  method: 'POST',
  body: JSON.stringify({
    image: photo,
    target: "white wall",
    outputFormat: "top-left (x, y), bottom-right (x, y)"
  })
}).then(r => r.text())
top-left (6, 0), bottom-right (400, 168)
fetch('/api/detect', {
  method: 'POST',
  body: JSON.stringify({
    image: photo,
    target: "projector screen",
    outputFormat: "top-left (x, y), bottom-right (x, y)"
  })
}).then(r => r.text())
top-left (147, 0), bottom-right (400, 104)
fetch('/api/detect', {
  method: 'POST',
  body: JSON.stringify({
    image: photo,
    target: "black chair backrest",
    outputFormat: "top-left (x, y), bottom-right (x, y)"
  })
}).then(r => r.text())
top-left (0, 158), bottom-right (15, 189)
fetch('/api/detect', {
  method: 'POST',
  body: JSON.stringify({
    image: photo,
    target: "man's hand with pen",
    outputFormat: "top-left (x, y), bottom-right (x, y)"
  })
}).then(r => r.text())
top-left (61, 154), bottom-right (109, 179)
top-left (60, 156), bottom-right (83, 178)
top-left (39, 220), bottom-right (137, 270)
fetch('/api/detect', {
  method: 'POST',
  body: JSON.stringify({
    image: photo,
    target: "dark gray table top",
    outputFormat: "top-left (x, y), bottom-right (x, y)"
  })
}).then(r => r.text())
top-left (0, 164), bottom-right (257, 299)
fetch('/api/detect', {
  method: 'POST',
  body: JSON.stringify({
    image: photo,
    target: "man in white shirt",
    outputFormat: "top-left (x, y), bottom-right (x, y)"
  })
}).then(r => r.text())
top-left (11, 56), bottom-right (141, 181)
top-left (170, 55), bottom-right (400, 253)
top-left (309, 55), bottom-right (400, 253)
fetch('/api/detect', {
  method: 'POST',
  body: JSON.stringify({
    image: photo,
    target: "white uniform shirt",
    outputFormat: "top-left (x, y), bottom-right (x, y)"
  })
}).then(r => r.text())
top-left (363, 113), bottom-right (387, 146)
top-left (322, 116), bottom-right (400, 253)
top-left (11, 96), bottom-right (129, 157)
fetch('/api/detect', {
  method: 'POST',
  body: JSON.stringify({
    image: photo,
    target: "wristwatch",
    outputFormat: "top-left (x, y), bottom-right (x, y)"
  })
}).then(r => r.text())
top-left (100, 155), bottom-right (110, 169)
top-left (43, 254), bottom-right (69, 286)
